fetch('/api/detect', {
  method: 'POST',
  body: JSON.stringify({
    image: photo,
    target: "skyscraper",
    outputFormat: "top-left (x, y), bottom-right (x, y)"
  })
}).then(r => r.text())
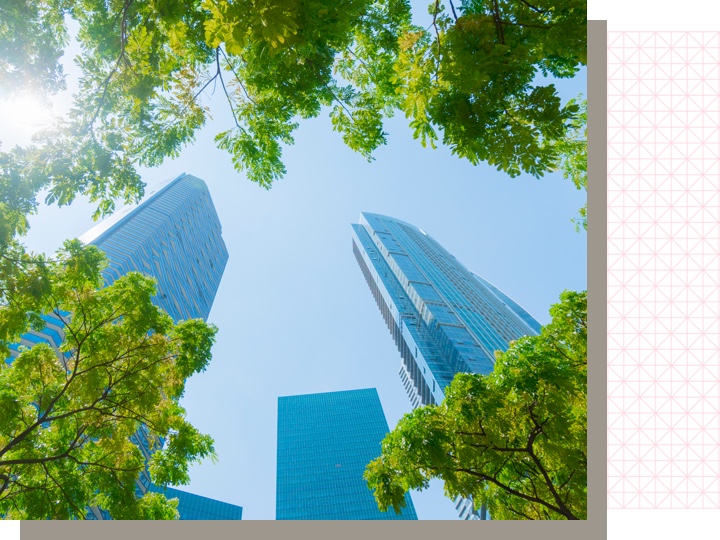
top-left (351, 212), bottom-right (542, 519)
top-left (79, 172), bottom-right (228, 322)
top-left (8, 173), bottom-right (228, 361)
top-left (276, 388), bottom-right (418, 520)
top-left (84, 173), bottom-right (231, 510)
top-left (8, 173), bottom-right (241, 519)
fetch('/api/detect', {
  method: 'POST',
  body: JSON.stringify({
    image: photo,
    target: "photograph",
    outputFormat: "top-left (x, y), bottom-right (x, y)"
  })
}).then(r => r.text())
top-left (0, 0), bottom-right (588, 526)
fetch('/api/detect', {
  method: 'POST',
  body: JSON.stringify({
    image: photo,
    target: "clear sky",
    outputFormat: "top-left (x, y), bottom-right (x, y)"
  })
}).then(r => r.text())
top-left (0, 6), bottom-right (587, 520)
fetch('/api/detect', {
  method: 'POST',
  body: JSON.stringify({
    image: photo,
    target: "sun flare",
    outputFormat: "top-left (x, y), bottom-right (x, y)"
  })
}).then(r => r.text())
top-left (0, 95), bottom-right (52, 134)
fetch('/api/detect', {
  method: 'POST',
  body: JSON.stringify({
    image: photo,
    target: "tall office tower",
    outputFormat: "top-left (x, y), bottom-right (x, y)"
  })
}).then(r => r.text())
top-left (276, 388), bottom-right (418, 520)
top-left (9, 173), bottom-right (240, 519)
top-left (351, 212), bottom-right (542, 519)
top-left (79, 172), bottom-right (228, 322)
top-left (8, 173), bottom-right (228, 361)
top-left (82, 173), bottom-right (230, 506)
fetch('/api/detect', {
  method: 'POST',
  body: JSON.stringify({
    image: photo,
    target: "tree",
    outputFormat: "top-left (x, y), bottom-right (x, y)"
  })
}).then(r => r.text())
top-left (0, 0), bottom-right (585, 220)
top-left (364, 290), bottom-right (586, 520)
top-left (0, 240), bottom-right (217, 519)
top-left (0, 0), bottom-right (69, 98)
top-left (388, 0), bottom-right (586, 178)
top-left (554, 97), bottom-right (587, 231)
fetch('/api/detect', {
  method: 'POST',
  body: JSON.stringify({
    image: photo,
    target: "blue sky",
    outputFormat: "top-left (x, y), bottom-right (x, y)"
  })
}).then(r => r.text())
top-left (0, 7), bottom-right (587, 520)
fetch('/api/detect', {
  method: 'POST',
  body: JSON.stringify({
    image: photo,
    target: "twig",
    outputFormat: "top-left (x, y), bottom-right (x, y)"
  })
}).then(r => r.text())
top-left (447, 0), bottom-right (459, 20)
top-left (218, 48), bottom-right (257, 106)
top-left (519, 0), bottom-right (549, 13)
top-left (432, 0), bottom-right (443, 55)
top-left (304, 56), bottom-right (355, 120)
top-left (85, 0), bottom-right (135, 131)
top-left (192, 66), bottom-right (221, 102)
top-left (491, 0), bottom-right (506, 44)
top-left (345, 47), bottom-right (370, 70)
top-left (215, 49), bottom-right (243, 130)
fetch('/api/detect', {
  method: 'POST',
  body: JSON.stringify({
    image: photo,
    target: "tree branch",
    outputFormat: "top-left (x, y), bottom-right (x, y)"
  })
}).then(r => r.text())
top-left (519, 0), bottom-right (549, 13)
top-left (447, 0), bottom-right (459, 21)
top-left (40, 461), bottom-right (85, 518)
top-left (507, 505), bottom-right (536, 520)
top-left (456, 467), bottom-right (574, 519)
top-left (215, 49), bottom-right (243, 130)
top-left (432, 0), bottom-right (443, 55)
top-left (490, 0), bottom-right (506, 45)
top-left (526, 403), bottom-right (576, 518)
top-left (0, 427), bottom-right (87, 467)
top-left (218, 48), bottom-right (256, 106)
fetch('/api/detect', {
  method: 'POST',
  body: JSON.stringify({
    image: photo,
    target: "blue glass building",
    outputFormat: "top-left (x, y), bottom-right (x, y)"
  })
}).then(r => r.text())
top-left (9, 173), bottom-right (241, 520)
top-left (79, 172), bottom-right (228, 322)
top-left (276, 388), bottom-right (418, 520)
top-left (8, 173), bottom-right (228, 360)
top-left (351, 212), bottom-right (541, 519)
top-left (147, 486), bottom-right (243, 520)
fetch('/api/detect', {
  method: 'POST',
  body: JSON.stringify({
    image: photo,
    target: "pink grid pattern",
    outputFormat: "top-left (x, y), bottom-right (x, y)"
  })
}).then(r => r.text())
top-left (607, 32), bottom-right (720, 509)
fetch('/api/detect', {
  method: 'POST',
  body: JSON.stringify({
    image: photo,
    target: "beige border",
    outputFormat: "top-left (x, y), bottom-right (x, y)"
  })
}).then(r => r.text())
top-left (586, 19), bottom-right (607, 531)
top-left (20, 20), bottom-right (606, 540)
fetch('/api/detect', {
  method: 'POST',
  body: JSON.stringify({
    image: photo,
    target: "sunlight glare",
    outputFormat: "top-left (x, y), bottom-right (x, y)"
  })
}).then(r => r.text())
top-left (0, 95), bottom-right (53, 144)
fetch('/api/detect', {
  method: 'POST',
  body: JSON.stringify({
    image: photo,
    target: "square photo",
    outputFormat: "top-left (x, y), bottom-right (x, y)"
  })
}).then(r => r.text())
top-left (0, 0), bottom-right (587, 522)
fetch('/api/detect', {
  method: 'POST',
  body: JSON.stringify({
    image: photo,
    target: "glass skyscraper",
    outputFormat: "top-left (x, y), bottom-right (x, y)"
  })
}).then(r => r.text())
top-left (9, 173), bottom-right (241, 520)
top-left (276, 388), bottom-right (418, 520)
top-left (8, 173), bottom-right (228, 361)
top-left (351, 212), bottom-right (541, 519)
top-left (79, 172), bottom-right (228, 322)
top-left (147, 485), bottom-right (243, 520)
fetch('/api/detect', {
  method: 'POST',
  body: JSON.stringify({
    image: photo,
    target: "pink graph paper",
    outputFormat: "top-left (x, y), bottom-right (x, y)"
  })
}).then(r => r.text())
top-left (608, 32), bottom-right (720, 508)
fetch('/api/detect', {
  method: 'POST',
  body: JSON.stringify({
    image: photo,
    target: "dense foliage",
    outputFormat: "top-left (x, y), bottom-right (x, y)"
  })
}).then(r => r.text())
top-left (1, 0), bottom-right (585, 219)
top-left (365, 290), bottom-right (587, 520)
top-left (555, 98), bottom-right (587, 230)
top-left (0, 241), bottom-right (216, 519)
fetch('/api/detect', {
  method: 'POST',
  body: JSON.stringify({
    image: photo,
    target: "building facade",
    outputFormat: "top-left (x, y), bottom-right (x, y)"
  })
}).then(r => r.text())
top-left (276, 388), bottom-right (418, 520)
top-left (9, 173), bottom-right (240, 520)
top-left (351, 212), bottom-right (542, 519)
top-left (8, 173), bottom-right (229, 361)
top-left (147, 486), bottom-right (243, 520)
top-left (79, 172), bottom-right (228, 322)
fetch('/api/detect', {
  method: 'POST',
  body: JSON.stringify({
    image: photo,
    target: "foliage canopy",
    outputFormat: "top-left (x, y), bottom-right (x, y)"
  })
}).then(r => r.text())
top-left (0, 240), bottom-right (216, 519)
top-left (364, 290), bottom-right (587, 520)
top-left (1, 0), bottom-right (585, 221)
